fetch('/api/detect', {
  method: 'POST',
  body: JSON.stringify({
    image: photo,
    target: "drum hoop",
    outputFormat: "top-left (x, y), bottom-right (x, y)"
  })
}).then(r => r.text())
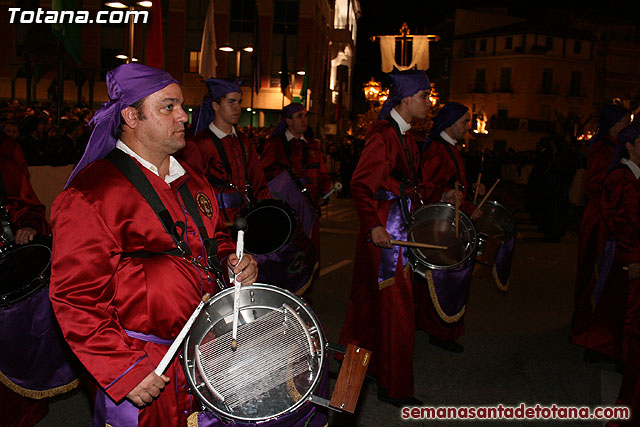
top-left (408, 203), bottom-right (477, 271)
top-left (182, 283), bottom-right (326, 422)
top-left (0, 244), bottom-right (51, 308)
top-left (473, 200), bottom-right (517, 237)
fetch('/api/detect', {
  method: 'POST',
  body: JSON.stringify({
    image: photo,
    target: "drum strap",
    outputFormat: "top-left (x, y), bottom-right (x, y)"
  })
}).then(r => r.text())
top-left (106, 150), bottom-right (224, 279)
top-left (388, 117), bottom-right (418, 185)
top-left (206, 128), bottom-right (256, 203)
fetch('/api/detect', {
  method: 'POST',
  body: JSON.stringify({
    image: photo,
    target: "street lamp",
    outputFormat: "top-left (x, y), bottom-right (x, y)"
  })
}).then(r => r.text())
top-left (105, 1), bottom-right (152, 64)
top-left (363, 77), bottom-right (381, 110)
top-left (218, 43), bottom-right (253, 78)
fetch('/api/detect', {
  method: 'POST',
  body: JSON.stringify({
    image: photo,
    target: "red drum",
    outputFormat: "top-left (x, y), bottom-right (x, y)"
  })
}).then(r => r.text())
top-left (0, 243), bottom-right (79, 398)
top-left (240, 199), bottom-right (318, 295)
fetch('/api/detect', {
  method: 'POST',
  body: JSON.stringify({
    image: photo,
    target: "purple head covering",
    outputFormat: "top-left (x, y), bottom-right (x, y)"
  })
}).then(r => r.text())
top-left (270, 103), bottom-right (306, 138)
top-left (379, 70), bottom-right (430, 120)
top-left (66, 63), bottom-right (178, 188)
top-left (423, 102), bottom-right (469, 151)
top-left (594, 103), bottom-right (629, 142)
top-left (610, 122), bottom-right (640, 171)
top-left (194, 78), bottom-right (242, 135)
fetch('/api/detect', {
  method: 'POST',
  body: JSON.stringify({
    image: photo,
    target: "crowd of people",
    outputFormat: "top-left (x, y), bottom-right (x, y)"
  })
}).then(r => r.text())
top-left (1, 63), bottom-right (637, 426)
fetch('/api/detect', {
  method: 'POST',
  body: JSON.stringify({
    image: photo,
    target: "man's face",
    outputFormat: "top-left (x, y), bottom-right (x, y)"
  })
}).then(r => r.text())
top-left (447, 112), bottom-right (471, 140)
top-left (3, 124), bottom-right (18, 140)
top-left (213, 92), bottom-right (242, 126)
top-left (285, 110), bottom-right (308, 136)
top-left (404, 89), bottom-right (431, 121)
top-left (131, 83), bottom-right (188, 155)
top-left (627, 136), bottom-right (640, 164)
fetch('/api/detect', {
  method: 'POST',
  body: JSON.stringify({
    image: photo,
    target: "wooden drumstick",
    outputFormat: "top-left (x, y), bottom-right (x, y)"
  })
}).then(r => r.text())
top-left (473, 172), bottom-right (482, 205)
top-left (390, 240), bottom-right (448, 250)
top-left (476, 178), bottom-right (500, 211)
top-left (454, 182), bottom-right (460, 238)
top-left (155, 293), bottom-right (210, 376)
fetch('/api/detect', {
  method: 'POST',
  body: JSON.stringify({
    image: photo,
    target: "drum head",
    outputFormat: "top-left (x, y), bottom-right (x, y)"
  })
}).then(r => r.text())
top-left (0, 244), bottom-right (51, 307)
top-left (242, 200), bottom-right (296, 255)
top-left (183, 284), bottom-right (325, 422)
top-left (407, 203), bottom-right (477, 271)
top-left (473, 200), bottom-right (517, 242)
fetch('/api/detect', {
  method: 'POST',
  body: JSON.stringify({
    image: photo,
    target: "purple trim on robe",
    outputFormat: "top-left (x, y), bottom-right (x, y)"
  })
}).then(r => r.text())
top-left (124, 329), bottom-right (174, 346)
top-left (593, 238), bottom-right (616, 305)
top-left (430, 260), bottom-right (474, 317)
top-left (94, 388), bottom-right (139, 427)
top-left (105, 355), bottom-right (148, 390)
top-left (0, 286), bottom-right (79, 391)
top-left (494, 236), bottom-right (516, 287)
top-left (375, 189), bottom-right (411, 284)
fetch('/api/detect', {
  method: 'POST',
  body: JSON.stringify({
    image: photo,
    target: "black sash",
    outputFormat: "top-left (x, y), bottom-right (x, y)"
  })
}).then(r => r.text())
top-left (106, 149), bottom-right (224, 281)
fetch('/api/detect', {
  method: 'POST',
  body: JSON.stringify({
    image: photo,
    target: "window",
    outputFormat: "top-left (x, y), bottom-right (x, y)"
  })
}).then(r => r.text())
top-left (230, 0), bottom-right (257, 33)
top-left (570, 71), bottom-right (582, 96)
top-left (474, 69), bottom-right (486, 92)
top-left (545, 36), bottom-right (553, 50)
top-left (189, 51), bottom-right (200, 73)
top-left (480, 39), bottom-right (487, 52)
top-left (500, 67), bottom-right (512, 92)
top-left (464, 39), bottom-right (476, 57)
top-left (542, 68), bottom-right (553, 94)
top-left (505, 36), bottom-right (513, 50)
top-left (274, 0), bottom-right (299, 35)
top-left (574, 40), bottom-right (582, 54)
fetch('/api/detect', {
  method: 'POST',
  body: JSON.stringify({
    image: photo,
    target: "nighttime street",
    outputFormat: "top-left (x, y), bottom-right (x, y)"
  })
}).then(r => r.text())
top-left (37, 193), bottom-right (620, 426)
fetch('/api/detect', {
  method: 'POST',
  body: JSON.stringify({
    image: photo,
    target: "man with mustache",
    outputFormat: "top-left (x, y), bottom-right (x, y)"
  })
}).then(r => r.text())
top-left (49, 63), bottom-right (258, 426)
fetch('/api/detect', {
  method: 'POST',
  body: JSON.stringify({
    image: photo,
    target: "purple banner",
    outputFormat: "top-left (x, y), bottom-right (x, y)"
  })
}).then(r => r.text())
top-left (268, 171), bottom-right (318, 236)
top-left (0, 287), bottom-right (79, 395)
top-left (376, 189), bottom-right (411, 284)
top-left (493, 236), bottom-right (517, 291)
top-left (429, 260), bottom-right (474, 321)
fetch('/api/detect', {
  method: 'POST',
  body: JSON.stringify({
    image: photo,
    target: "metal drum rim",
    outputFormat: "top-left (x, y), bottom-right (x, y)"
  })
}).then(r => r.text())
top-left (408, 202), bottom-right (478, 271)
top-left (182, 283), bottom-right (326, 422)
top-left (472, 199), bottom-right (518, 236)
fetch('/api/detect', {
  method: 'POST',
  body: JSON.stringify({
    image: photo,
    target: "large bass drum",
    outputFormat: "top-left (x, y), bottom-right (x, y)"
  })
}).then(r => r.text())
top-left (407, 203), bottom-right (478, 275)
top-left (240, 199), bottom-right (318, 294)
top-left (182, 283), bottom-right (326, 423)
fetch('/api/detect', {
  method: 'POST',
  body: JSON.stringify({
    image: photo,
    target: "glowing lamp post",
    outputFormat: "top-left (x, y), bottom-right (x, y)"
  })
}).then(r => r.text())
top-left (363, 77), bottom-right (382, 110)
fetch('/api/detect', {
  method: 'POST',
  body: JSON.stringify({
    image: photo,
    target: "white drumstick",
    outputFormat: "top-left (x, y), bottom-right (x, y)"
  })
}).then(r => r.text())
top-left (154, 293), bottom-right (210, 376)
top-left (231, 218), bottom-right (247, 351)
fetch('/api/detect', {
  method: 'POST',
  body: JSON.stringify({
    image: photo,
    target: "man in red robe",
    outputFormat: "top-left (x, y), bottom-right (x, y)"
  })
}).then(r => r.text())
top-left (180, 79), bottom-right (270, 224)
top-left (260, 103), bottom-right (332, 253)
top-left (599, 123), bottom-right (640, 426)
top-left (49, 63), bottom-right (258, 426)
top-left (417, 102), bottom-right (482, 353)
top-left (570, 103), bottom-right (631, 361)
top-left (338, 70), bottom-right (430, 407)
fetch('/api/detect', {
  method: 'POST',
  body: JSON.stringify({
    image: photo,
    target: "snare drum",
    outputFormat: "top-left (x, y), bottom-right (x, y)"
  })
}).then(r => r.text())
top-left (0, 243), bottom-right (79, 397)
top-left (240, 199), bottom-right (318, 294)
top-left (182, 283), bottom-right (326, 423)
top-left (473, 200), bottom-right (517, 267)
top-left (407, 203), bottom-right (478, 276)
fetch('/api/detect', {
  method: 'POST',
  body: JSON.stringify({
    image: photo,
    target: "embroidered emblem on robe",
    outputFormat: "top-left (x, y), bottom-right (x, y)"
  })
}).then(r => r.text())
top-left (196, 192), bottom-right (213, 218)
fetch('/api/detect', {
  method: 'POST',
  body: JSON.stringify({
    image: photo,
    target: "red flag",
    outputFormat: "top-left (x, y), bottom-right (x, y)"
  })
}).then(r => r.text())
top-left (145, 1), bottom-right (164, 68)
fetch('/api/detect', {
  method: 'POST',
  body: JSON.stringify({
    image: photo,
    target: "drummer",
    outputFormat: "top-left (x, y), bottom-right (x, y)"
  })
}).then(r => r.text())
top-left (49, 63), bottom-right (258, 426)
top-left (338, 70), bottom-right (430, 407)
top-left (0, 154), bottom-right (51, 426)
top-left (0, 155), bottom-right (48, 245)
top-left (260, 103), bottom-right (332, 255)
top-left (180, 78), bottom-right (270, 224)
top-left (421, 102), bottom-right (483, 219)
top-left (417, 102), bottom-right (482, 353)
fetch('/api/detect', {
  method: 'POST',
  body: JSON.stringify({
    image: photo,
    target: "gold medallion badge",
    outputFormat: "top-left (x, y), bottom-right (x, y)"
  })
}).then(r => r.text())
top-left (195, 192), bottom-right (213, 218)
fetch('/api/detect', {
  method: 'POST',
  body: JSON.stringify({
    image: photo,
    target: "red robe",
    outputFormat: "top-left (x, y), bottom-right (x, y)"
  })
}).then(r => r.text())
top-left (180, 128), bottom-right (270, 223)
top-left (49, 156), bottom-right (235, 426)
top-left (0, 138), bottom-right (29, 177)
top-left (261, 133), bottom-right (331, 253)
top-left (338, 118), bottom-right (420, 399)
top-left (416, 136), bottom-right (474, 341)
top-left (570, 136), bottom-right (621, 349)
top-left (0, 155), bottom-right (49, 237)
top-left (600, 163), bottom-right (640, 425)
